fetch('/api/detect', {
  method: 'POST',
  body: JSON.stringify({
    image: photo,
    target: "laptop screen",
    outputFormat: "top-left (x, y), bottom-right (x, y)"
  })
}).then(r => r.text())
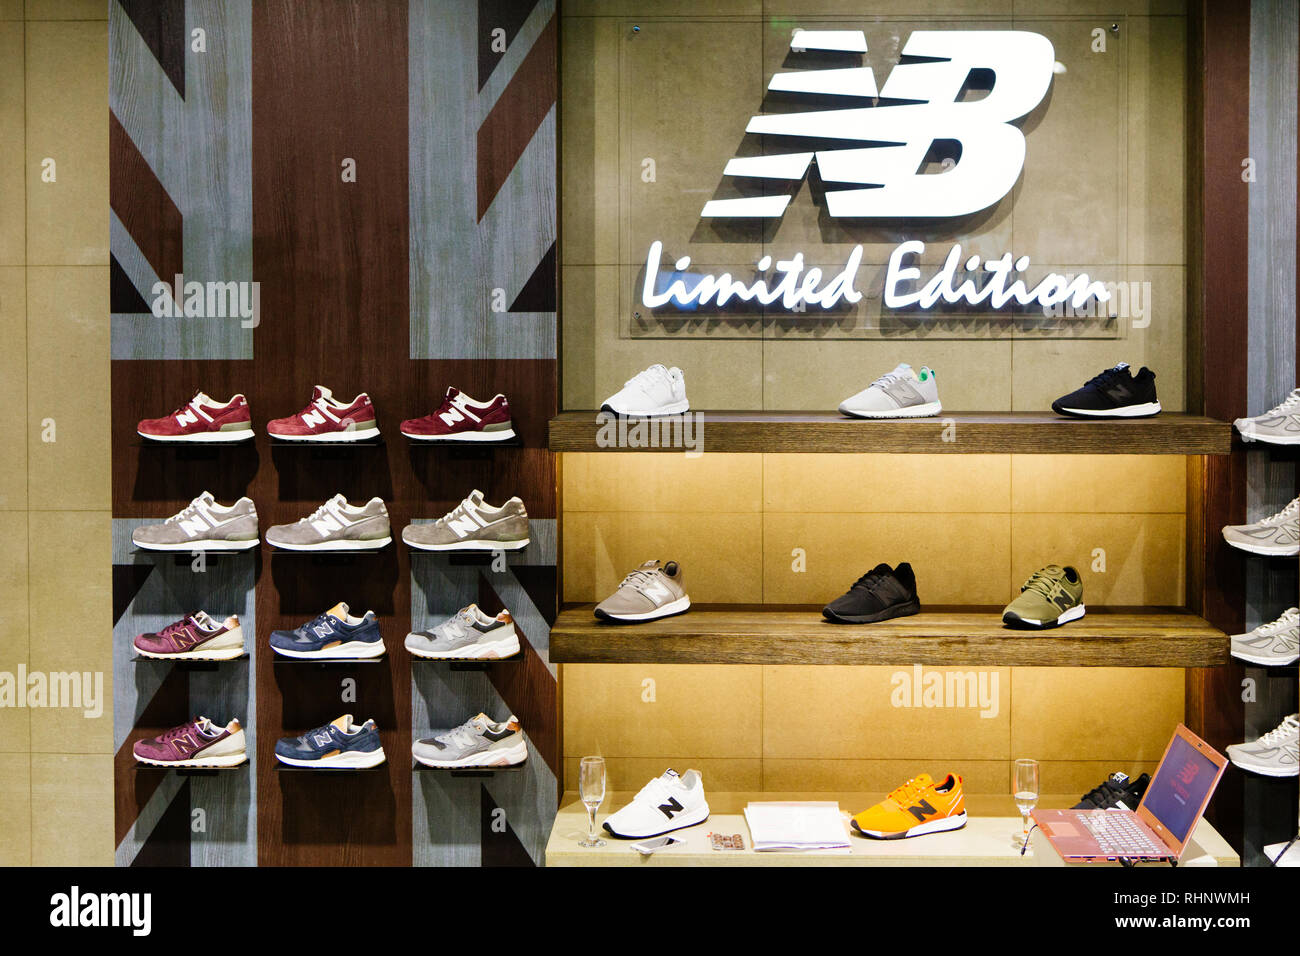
top-left (1140, 734), bottom-right (1220, 843)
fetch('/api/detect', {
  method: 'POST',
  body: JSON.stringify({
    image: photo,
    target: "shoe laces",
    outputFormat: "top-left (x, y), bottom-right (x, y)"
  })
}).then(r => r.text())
top-left (1262, 608), bottom-right (1300, 633)
top-left (1264, 498), bottom-right (1300, 524)
top-left (1022, 567), bottom-right (1066, 599)
top-left (437, 497), bottom-right (475, 526)
top-left (1084, 366), bottom-right (1126, 389)
top-left (869, 369), bottom-right (908, 390)
top-left (850, 569), bottom-right (889, 592)
top-left (159, 719), bottom-right (205, 742)
top-left (158, 616), bottom-right (194, 638)
top-left (1261, 389), bottom-right (1300, 416)
top-left (438, 718), bottom-right (483, 748)
top-left (626, 365), bottom-right (670, 396)
top-left (887, 776), bottom-right (929, 806)
top-left (619, 567), bottom-right (663, 594)
top-left (165, 495), bottom-right (208, 524)
top-left (306, 497), bottom-right (347, 524)
top-left (1256, 715), bottom-right (1299, 747)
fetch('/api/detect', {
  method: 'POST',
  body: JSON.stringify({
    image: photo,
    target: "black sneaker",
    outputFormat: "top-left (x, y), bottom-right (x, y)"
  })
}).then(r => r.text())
top-left (1051, 363), bottom-right (1161, 418)
top-left (822, 563), bottom-right (921, 624)
top-left (1073, 771), bottom-right (1150, 811)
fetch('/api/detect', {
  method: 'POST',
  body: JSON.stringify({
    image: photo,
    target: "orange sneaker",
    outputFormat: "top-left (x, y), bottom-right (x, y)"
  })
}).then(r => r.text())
top-left (850, 773), bottom-right (967, 839)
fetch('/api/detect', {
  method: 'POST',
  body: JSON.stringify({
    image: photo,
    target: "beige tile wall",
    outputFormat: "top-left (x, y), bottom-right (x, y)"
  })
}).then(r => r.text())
top-left (0, 4), bottom-right (111, 867)
top-left (561, 452), bottom-right (1187, 796)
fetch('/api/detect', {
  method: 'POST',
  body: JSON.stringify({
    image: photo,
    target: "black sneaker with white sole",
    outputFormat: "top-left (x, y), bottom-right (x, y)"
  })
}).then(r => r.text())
top-left (1051, 363), bottom-right (1161, 418)
top-left (1073, 771), bottom-right (1150, 811)
top-left (822, 563), bottom-right (921, 624)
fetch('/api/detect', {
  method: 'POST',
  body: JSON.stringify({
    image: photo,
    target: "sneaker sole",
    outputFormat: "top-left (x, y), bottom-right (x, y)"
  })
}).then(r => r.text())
top-left (1053, 401), bottom-right (1162, 418)
top-left (1221, 533), bottom-right (1299, 557)
top-left (276, 749), bottom-right (387, 769)
top-left (852, 810), bottom-right (968, 840)
top-left (599, 401), bottom-right (691, 416)
top-left (401, 428), bottom-right (516, 442)
top-left (135, 752), bottom-right (248, 769)
top-left (1227, 755), bottom-right (1298, 778)
top-left (413, 741), bottom-right (528, 768)
top-left (268, 427), bottom-right (381, 442)
top-left (133, 538), bottom-right (259, 552)
top-left (134, 644), bottom-right (245, 661)
top-left (822, 598), bottom-right (921, 625)
top-left (137, 429), bottom-right (254, 443)
top-left (1235, 426), bottom-right (1300, 445)
top-left (595, 595), bottom-right (692, 622)
top-left (403, 537), bottom-right (529, 552)
top-left (271, 641), bottom-right (387, 659)
top-left (405, 636), bottom-right (521, 660)
top-left (268, 536), bottom-right (392, 551)
top-left (838, 401), bottom-right (942, 419)
top-left (1229, 648), bottom-right (1300, 666)
top-left (603, 805), bottom-right (710, 839)
top-left (1002, 604), bottom-right (1087, 628)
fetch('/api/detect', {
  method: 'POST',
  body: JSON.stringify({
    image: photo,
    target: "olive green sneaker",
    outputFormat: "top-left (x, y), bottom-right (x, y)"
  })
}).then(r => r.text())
top-left (1002, 565), bottom-right (1085, 628)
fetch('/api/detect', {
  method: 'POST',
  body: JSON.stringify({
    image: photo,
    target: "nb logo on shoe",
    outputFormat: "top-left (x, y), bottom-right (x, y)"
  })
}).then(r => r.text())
top-left (301, 409), bottom-right (327, 428)
top-left (906, 799), bottom-right (938, 823)
top-left (703, 30), bottom-right (1055, 220)
top-left (658, 797), bottom-right (684, 819)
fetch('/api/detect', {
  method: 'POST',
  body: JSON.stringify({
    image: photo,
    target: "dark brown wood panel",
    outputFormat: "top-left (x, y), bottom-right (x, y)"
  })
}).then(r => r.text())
top-left (1184, 0), bottom-right (1250, 852)
top-left (549, 411), bottom-right (1232, 455)
top-left (551, 605), bottom-right (1228, 667)
top-left (251, 0), bottom-right (413, 867)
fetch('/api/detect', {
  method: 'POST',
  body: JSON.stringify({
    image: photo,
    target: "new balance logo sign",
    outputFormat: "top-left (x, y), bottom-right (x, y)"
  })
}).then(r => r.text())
top-left (657, 797), bottom-right (684, 819)
top-left (702, 30), bottom-right (1055, 220)
top-left (175, 409), bottom-right (199, 426)
top-left (301, 409), bottom-right (327, 428)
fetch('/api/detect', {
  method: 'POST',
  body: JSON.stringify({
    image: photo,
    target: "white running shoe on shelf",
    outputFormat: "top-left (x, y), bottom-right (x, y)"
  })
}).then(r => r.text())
top-left (1235, 388), bottom-right (1300, 445)
top-left (1221, 498), bottom-right (1300, 556)
top-left (1226, 714), bottom-right (1299, 778)
top-left (839, 363), bottom-right (942, 418)
top-left (1230, 608), bottom-right (1299, 666)
top-left (602, 769), bottom-right (710, 839)
top-left (600, 364), bottom-right (689, 416)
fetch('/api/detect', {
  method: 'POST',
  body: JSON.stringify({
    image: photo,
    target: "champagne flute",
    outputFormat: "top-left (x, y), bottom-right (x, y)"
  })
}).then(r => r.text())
top-left (1013, 758), bottom-right (1040, 849)
top-left (578, 756), bottom-right (606, 847)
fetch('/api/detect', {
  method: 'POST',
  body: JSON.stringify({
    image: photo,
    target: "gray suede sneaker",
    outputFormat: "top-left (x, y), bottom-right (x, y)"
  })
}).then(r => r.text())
top-left (132, 492), bottom-right (259, 551)
top-left (594, 560), bottom-right (691, 622)
top-left (412, 713), bottom-right (527, 768)
top-left (266, 494), bottom-right (392, 551)
top-left (405, 604), bottom-right (520, 660)
top-left (402, 490), bottom-right (529, 551)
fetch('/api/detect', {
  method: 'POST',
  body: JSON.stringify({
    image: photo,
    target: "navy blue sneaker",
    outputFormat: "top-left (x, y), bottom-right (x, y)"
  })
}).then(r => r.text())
top-left (275, 715), bottom-right (386, 769)
top-left (269, 602), bottom-right (385, 659)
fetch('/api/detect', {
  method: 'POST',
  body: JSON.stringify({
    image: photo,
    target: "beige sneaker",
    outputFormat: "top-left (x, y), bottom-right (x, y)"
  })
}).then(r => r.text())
top-left (595, 560), bottom-right (691, 622)
top-left (403, 490), bottom-right (529, 551)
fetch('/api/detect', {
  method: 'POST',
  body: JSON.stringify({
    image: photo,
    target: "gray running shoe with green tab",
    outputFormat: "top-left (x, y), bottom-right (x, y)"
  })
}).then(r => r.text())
top-left (1002, 564), bottom-right (1085, 628)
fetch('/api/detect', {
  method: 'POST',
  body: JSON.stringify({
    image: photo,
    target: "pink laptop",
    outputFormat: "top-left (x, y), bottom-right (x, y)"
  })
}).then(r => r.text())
top-left (1033, 724), bottom-right (1227, 863)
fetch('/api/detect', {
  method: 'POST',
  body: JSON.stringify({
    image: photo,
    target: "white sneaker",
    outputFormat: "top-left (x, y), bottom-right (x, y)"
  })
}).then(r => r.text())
top-left (601, 364), bottom-right (689, 416)
top-left (839, 363), bottom-right (942, 418)
top-left (1222, 498), bottom-right (1300, 556)
top-left (1265, 835), bottom-right (1300, 866)
top-left (602, 768), bottom-right (710, 838)
top-left (1226, 714), bottom-right (1299, 777)
top-left (1231, 608), bottom-right (1299, 665)
top-left (1235, 388), bottom-right (1300, 445)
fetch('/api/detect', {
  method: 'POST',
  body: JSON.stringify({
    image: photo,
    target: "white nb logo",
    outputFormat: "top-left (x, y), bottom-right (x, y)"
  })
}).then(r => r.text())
top-left (301, 409), bottom-right (327, 428)
top-left (702, 30), bottom-right (1055, 220)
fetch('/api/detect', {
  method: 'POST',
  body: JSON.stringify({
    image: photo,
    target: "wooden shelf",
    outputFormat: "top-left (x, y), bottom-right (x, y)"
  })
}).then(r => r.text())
top-left (545, 792), bottom-right (1238, 867)
top-left (548, 411), bottom-right (1231, 455)
top-left (551, 605), bottom-right (1228, 667)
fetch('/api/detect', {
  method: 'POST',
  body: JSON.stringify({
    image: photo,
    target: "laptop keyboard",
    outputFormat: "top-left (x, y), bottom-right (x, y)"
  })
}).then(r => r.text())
top-left (1080, 811), bottom-right (1167, 857)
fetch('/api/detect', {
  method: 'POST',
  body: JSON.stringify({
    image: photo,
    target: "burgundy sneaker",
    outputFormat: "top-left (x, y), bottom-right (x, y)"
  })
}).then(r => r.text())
top-left (268, 385), bottom-right (380, 442)
top-left (133, 612), bottom-right (245, 661)
top-left (137, 391), bottom-right (253, 442)
top-left (133, 717), bottom-right (247, 768)
top-left (401, 387), bottom-right (515, 442)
